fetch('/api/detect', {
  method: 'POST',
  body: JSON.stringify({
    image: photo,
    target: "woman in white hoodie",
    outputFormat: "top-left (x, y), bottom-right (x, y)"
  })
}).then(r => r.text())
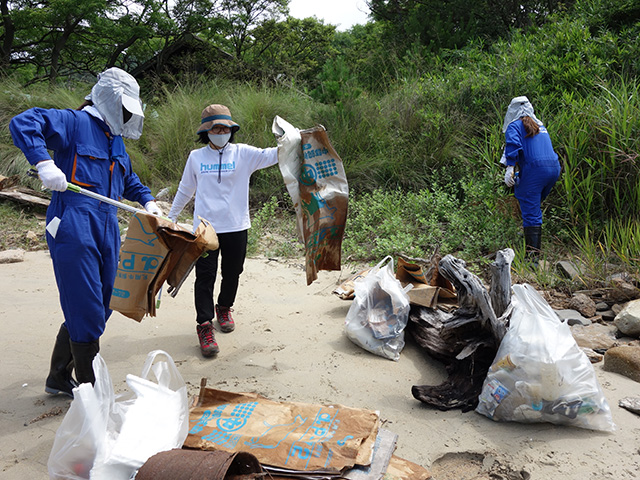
top-left (168, 104), bottom-right (278, 357)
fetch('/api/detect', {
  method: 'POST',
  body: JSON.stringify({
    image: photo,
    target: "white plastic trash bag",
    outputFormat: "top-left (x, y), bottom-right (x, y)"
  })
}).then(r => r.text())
top-left (345, 256), bottom-right (412, 361)
top-left (48, 350), bottom-right (189, 480)
top-left (476, 284), bottom-right (615, 431)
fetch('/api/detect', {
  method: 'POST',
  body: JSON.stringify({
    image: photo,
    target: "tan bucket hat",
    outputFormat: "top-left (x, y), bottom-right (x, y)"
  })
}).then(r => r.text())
top-left (196, 104), bottom-right (240, 134)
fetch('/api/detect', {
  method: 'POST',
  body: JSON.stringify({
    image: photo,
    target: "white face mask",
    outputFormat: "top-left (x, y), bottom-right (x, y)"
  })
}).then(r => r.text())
top-left (208, 132), bottom-right (231, 147)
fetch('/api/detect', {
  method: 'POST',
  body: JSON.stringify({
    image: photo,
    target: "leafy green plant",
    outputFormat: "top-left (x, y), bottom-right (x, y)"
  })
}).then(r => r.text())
top-left (247, 196), bottom-right (301, 258)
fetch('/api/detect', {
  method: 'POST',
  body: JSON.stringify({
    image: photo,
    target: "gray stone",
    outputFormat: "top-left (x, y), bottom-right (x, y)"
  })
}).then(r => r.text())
top-left (570, 323), bottom-right (618, 350)
top-left (0, 249), bottom-right (25, 264)
top-left (603, 345), bottom-right (640, 383)
top-left (556, 260), bottom-right (583, 280)
top-left (155, 187), bottom-right (171, 201)
top-left (614, 299), bottom-right (640, 337)
top-left (599, 310), bottom-right (617, 322)
top-left (609, 277), bottom-right (640, 303)
top-left (580, 347), bottom-right (604, 363)
top-left (619, 397), bottom-right (640, 415)
top-left (596, 302), bottom-right (609, 311)
top-left (555, 309), bottom-right (591, 326)
top-left (568, 293), bottom-right (597, 318)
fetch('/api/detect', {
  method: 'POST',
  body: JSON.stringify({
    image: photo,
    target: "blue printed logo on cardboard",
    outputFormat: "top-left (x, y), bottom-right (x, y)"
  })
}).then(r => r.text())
top-left (112, 288), bottom-right (130, 298)
top-left (119, 251), bottom-right (164, 273)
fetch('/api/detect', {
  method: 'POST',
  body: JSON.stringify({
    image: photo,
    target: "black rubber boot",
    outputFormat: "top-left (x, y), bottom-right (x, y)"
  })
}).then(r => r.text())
top-left (70, 340), bottom-right (100, 386)
top-left (523, 225), bottom-right (542, 267)
top-left (45, 324), bottom-right (78, 397)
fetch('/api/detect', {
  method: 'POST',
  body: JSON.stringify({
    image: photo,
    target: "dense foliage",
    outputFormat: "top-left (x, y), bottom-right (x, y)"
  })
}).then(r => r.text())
top-left (1, 0), bottom-right (639, 284)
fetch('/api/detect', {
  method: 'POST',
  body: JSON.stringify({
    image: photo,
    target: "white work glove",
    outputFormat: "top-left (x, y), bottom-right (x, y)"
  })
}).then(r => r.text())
top-left (36, 160), bottom-right (68, 191)
top-left (144, 201), bottom-right (162, 216)
top-left (504, 165), bottom-right (515, 187)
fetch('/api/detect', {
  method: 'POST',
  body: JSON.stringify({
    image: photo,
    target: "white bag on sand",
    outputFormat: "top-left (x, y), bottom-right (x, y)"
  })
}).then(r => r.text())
top-left (48, 350), bottom-right (189, 480)
top-left (476, 284), bottom-right (615, 432)
top-left (345, 256), bottom-right (412, 361)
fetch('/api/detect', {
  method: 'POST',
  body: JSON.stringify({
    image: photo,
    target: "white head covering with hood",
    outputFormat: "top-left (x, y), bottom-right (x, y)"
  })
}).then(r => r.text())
top-left (499, 95), bottom-right (544, 165)
top-left (88, 67), bottom-right (144, 139)
top-left (502, 96), bottom-right (543, 133)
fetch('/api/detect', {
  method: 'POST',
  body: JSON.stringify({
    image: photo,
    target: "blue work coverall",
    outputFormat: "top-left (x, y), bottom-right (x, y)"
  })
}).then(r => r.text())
top-left (9, 108), bottom-right (154, 343)
top-left (504, 120), bottom-right (561, 227)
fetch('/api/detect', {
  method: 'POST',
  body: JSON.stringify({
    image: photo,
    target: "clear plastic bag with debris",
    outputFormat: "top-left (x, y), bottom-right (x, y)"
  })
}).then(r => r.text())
top-left (344, 256), bottom-right (412, 361)
top-left (476, 284), bottom-right (615, 432)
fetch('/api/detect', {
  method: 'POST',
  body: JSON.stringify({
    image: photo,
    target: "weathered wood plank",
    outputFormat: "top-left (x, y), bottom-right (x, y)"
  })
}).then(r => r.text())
top-left (0, 189), bottom-right (50, 208)
top-left (408, 249), bottom-right (514, 411)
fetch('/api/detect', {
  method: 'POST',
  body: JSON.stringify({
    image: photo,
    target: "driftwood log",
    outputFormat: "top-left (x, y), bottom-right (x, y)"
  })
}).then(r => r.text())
top-left (408, 249), bottom-right (514, 412)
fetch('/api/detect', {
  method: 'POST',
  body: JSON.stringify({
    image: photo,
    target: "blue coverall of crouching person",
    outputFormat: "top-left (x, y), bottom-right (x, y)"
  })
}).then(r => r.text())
top-left (9, 107), bottom-right (154, 343)
top-left (504, 119), bottom-right (561, 228)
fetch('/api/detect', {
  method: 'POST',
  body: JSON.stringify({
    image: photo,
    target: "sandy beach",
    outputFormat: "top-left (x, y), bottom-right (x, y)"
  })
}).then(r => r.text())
top-left (1, 250), bottom-right (639, 479)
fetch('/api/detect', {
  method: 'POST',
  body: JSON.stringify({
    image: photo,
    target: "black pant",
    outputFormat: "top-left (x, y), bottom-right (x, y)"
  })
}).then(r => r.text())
top-left (194, 230), bottom-right (248, 324)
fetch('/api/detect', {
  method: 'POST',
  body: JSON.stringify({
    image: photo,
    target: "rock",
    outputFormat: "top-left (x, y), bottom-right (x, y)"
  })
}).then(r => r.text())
top-left (614, 299), bottom-right (640, 338)
top-left (608, 272), bottom-right (638, 285)
top-left (609, 277), bottom-right (640, 303)
top-left (596, 302), bottom-right (609, 311)
top-left (603, 345), bottom-right (640, 383)
top-left (619, 397), bottom-right (640, 415)
top-left (26, 230), bottom-right (39, 241)
top-left (580, 347), bottom-right (604, 363)
top-left (612, 303), bottom-right (624, 315)
top-left (0, 249), bottom-right (26, 264)
top-left (568, 293), bottom-right (597, 318)
top-left (556, 260), bottom-right (583, 280)
top-left (599, 310), bottom-right (617, 322)
top-left (155, 187), bottom-right (171, 201)
top-left (555, 309), bottom-right (591, 326)
top-left (570, 323), bottom-right (618, 350)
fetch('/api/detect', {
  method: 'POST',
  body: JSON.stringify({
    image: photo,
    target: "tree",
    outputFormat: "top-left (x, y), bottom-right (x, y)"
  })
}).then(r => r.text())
top-left (0, 0), bottom-right (16, 75)
top-left (366, 0), bottom-right (576, 52)
top-left (217, 0), bottom-right (287, 59)
top-left (246, 16), bottom-right (336, 83)
top-left (7, 0), bottom-right (114, 84)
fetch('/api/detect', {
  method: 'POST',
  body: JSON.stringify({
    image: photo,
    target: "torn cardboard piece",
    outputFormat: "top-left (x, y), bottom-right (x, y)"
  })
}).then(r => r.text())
top-left (185, 386), bottom-right (380, 474)
top-left (273, 116), bottom-right (349, 286)
top-left (343, 429), bottom-right (398, 480)
top-left (384, 455), bottom-right (432, 480)
top-left (395, 257), bottom-right (456, 308)
top-left (333, 267), bottom-right (373, 300)
top-left (110, 213), bottom-right (218, 321)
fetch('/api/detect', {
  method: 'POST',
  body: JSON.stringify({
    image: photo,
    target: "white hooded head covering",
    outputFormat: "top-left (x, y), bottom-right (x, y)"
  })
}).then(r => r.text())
top-left (89, 67), bottom-right (144, 139)
top-left (502, 96), bottom-right (543, 133)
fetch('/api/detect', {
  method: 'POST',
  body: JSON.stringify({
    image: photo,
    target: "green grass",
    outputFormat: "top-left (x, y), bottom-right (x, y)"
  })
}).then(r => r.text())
top-left (0, 202), bottom-right (48, 251)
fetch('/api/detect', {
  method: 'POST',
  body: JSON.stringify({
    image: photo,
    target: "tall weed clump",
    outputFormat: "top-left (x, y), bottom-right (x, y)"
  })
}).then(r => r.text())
top-left (552, 78), bottom-right (640, 227)
top-left (343, 174), bottom-right (521, 265)
top-left (0, 78), bottom-right (89, 187)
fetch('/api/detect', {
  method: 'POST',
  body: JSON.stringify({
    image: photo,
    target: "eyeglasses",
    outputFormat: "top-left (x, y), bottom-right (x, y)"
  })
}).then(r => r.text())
top-left (209, 125), bottom-right (231, 134)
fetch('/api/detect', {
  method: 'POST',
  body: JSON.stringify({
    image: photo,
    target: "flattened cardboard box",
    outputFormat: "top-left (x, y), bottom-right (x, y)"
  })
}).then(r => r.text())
top-left (186, 387), bottom-right (380, 473)
top-left (110, 213), bottom-right (218, 321)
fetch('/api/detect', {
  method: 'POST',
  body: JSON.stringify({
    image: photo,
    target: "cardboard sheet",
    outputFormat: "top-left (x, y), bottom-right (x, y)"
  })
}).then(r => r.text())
top-left (186, 387), bottom-right (380, 473)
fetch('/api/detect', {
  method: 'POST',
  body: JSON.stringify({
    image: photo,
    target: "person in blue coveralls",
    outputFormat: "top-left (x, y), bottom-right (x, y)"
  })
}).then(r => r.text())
top-left (9, 67), bottom-right (162, 396)
top-left (501, 96), bottom-right (561, 264)
top-left (167, 104), bottom-right (278, 358)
